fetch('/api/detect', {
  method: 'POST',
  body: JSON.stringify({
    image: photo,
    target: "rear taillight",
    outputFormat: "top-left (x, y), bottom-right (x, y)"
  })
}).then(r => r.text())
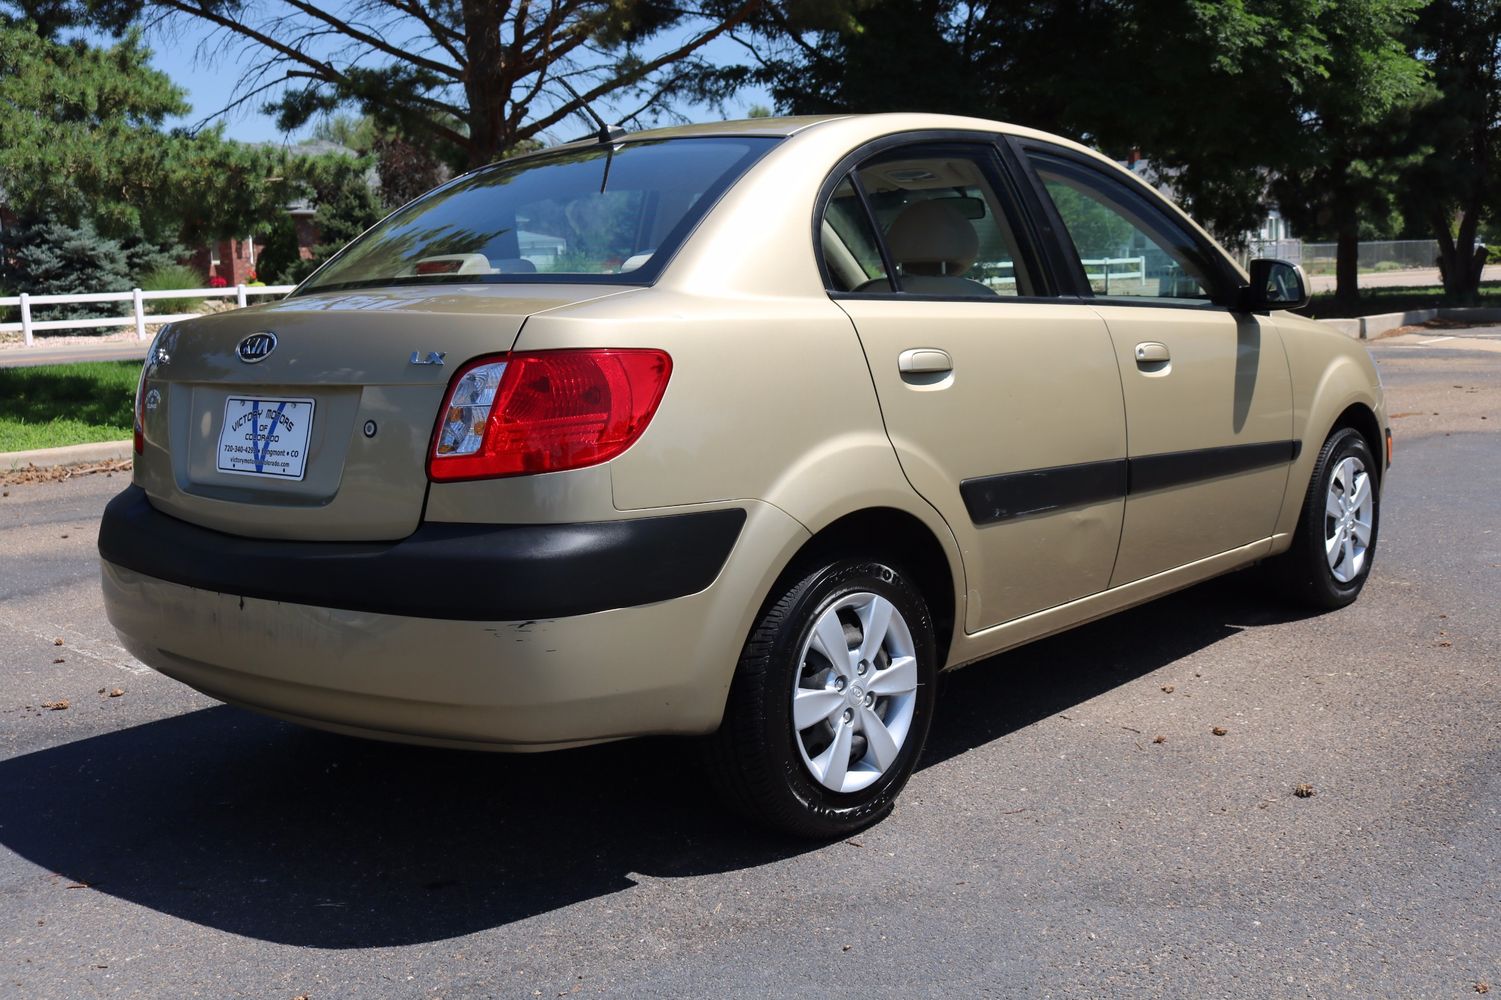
top-left (134, 331), bottom-right (163, 455)
top-left (133, 361), bottom-right (147, 455)
top-left (428, 349), bottom-right (672, 481)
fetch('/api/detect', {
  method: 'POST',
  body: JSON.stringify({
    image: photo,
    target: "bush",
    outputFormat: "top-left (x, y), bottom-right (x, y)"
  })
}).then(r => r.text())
top-left (1372, 260), bottom-right (1404, 272)
top-left (140, 263), bottom-right (206, 314)
top-left (123, 237), bottom-right (186, 283)
top-left (0, 218), bottom-right (132, 320)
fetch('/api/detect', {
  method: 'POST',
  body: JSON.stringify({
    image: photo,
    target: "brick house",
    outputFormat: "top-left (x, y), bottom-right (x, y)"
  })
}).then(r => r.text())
top-left (189, 139), bottom-right (364, 284)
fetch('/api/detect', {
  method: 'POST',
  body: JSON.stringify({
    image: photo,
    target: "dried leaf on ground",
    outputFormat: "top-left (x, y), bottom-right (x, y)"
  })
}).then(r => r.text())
top-left (52, 638), bottom-right (63, 646)
top-left (0, 459), bottom-right (132, 487)
top-left (1211, 726), bottom-right (1228, 736)
top-left (1161, 684), bottom-right (1175, 693)
top-left (108, 688), bottom-right (124, 698)
top-left (1152, 736), bottom-right (1166, 744)
top-left (1294, 783), bottom-right (1315, 798)
top-left (41, 700), bottom-right (69, 711)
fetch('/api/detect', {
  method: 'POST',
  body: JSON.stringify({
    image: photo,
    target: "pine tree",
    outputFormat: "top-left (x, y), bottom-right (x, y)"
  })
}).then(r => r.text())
top-left (0, 219), bottom-right (132, 319)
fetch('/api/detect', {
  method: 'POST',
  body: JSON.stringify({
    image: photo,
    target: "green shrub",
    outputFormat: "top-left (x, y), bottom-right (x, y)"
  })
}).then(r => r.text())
top-left (124, 237), bottom-right (185, 282)
top-left (1371, 260), bottom-right (1404, 272)
top-left (0, 218), bottom-right (131, 320)
top-left (140, 263), bottom-right (206, 314)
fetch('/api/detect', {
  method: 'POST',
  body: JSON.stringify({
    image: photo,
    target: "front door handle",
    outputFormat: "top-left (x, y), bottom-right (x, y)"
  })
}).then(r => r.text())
top-left (1135, 342), bottom-right (1170, 364)
top-left (898, 348), bottom-right (953, 375)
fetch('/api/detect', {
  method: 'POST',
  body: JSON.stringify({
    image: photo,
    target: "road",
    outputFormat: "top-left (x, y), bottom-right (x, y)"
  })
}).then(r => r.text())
top-left (0, 334), bottom-right (1497, 998)
top-left (1304, 263), bottom-right (1501, 294)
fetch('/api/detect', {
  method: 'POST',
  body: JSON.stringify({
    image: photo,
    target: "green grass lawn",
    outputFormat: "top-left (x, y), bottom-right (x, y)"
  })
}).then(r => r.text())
top-left (0, 361), bottom-right (138, 452)
top-left (1299, 281), bottom-right (1501, 319)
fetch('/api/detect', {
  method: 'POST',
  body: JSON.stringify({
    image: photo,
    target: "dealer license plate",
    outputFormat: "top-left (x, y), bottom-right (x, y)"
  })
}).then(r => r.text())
top-left (216, 396), bottom-right (316, 480)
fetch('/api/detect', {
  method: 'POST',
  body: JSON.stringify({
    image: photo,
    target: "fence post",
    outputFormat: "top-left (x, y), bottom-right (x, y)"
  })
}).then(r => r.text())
top-left (236, 284), bottom-right (247, 308)
top-left (132, 288), bottom-right (146, 340)
top-left (19, 293), bottom-right (32, 347)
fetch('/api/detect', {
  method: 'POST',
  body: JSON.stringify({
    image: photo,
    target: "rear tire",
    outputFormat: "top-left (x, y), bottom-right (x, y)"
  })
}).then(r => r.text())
top-left (1272, 427), bottom-right (1380, 609)
top-left (707, 558), bottom-right (937, 839)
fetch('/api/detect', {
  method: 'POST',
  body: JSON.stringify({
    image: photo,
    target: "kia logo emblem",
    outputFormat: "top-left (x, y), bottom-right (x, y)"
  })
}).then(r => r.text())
top-left (236, 332), bottom-right (277, 364)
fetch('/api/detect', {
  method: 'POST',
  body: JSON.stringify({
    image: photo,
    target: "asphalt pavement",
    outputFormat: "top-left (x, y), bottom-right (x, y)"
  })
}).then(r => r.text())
top-left (0, 335), bottom-right (1496, 998)
top-left (1303, 263), bottom-right (1501, 294)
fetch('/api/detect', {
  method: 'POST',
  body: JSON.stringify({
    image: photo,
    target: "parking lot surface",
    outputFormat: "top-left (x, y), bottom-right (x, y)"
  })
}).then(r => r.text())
top-left (0, 336), bottom-right (1496, 998)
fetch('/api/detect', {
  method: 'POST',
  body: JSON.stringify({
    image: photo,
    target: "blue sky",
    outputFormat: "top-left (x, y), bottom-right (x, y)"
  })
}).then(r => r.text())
top-left (136, 15), bottom-right (773, 145)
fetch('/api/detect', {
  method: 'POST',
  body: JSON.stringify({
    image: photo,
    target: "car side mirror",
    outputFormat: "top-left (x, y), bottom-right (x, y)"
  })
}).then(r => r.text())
top-left (1241, 258), bottom-right (1310, 312)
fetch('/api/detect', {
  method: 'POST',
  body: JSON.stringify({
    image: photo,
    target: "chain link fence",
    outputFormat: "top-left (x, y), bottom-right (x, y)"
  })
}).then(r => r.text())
top-left (1289, 239), bottom-right (1441, 276)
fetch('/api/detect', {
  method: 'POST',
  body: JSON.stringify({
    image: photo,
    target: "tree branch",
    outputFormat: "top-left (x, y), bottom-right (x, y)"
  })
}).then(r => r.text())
top-left (278, 0), bottom-right (463, 79)
top-left (520, 0), bottom-right (764, 137)
top-left (379, 0), bottom-right (467, 63)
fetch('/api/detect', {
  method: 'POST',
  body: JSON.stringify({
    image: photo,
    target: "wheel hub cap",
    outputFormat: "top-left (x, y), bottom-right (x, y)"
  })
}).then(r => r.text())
top-left (1324, 455), bottom-right (1373, 584)
top-left (791, 591), bottom-right (919, 794)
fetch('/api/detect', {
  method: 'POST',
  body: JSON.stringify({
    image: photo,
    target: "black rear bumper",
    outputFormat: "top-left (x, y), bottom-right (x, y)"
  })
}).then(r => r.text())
top-left (97, 486), bottom-right (745, 621)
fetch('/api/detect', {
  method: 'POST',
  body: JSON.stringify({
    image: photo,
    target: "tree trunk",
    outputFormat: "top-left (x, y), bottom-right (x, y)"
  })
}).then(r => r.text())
top-left (460, 0), bottom-right (508, 169)
top-left (1454, 203), bottom-right (1483, 305)
top-left (1333, 194), bottom-right (1360, 310)
top-left (1335, 227), bottom-right (1359, 310)
top-left (1436, 203), bottom-right (1484, 304)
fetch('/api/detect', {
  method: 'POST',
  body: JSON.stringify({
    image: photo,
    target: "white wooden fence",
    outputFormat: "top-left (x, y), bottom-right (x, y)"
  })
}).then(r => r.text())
top-left (0, 284), bottom-right (297, 346)
top-left (1082, 255), bottom-right (1146, 294)
top-left (980, 256), bottom-right (1146, 292)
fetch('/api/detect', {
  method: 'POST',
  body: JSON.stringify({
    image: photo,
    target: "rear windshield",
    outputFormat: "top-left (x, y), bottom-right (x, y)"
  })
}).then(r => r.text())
top-left (296, 137), bottom-right (778, 294)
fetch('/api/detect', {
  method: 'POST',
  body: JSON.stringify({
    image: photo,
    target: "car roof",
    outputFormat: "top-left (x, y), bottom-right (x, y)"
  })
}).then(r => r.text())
top-left (617, 112), bottom-right (1084, 150)
top-left (622, 115), bottom-right (850, 140)
top-left (599, 113), bottom-right (1113, 174)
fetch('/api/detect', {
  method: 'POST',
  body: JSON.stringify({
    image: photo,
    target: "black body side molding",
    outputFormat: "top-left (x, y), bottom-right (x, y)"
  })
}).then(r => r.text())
top-left (961, 440), bottom-right (1301, 526)
top-left (960, 458), bottom-right (1127, 526)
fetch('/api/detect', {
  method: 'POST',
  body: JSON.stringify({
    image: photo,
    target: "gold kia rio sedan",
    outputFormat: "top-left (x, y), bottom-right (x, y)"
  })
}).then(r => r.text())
top-left (100, 114), bottom-right (1388, 837)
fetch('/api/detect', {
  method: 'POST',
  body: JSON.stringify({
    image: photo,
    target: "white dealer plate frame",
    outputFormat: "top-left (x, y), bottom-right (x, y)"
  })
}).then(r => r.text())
top-left (216, 396), bottom-right (316, 480)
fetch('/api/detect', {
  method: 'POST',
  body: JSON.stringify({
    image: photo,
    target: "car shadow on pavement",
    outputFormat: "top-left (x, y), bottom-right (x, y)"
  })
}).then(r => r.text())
top-left (0, 573), bottom-right (1316, 948)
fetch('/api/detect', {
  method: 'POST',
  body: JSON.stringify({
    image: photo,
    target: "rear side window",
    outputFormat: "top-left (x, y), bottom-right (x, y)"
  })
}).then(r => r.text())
top-left (298, 137), bottom-right (778, 294)
top-left (820, 142), bottom-right (1037, 298)
top-left (821, 176), bottom-right (892, 292)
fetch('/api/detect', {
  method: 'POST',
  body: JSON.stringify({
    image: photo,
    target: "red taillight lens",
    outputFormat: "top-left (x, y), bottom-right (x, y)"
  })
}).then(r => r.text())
top-left (428, 349), bottom-right (672, 481)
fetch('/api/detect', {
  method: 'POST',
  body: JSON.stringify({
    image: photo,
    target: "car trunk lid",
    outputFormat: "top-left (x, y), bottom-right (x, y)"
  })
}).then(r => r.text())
top-left (134, 283), bottom-right (634, 541)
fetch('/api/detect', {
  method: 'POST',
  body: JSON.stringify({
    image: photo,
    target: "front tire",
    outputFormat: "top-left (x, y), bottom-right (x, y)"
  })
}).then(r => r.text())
top-left (707, 558), bottom-right (937, 839)
top-left (1275, 427), bottom-right (1380, 609)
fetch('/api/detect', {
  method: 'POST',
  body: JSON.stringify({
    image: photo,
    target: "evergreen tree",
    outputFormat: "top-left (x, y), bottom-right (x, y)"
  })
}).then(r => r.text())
top-left (0, 22), bottom-right (302, 249)
top-left (0, 219), bottom-right (132, 319)
top-left (255, 154), bottom-right (385, 284)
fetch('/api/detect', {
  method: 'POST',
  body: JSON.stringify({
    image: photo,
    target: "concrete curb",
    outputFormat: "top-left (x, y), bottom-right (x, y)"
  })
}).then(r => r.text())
top-left (2, 440), bottom-right (132, 471)
top-left (1318, 306), bottom-right (1501, 340)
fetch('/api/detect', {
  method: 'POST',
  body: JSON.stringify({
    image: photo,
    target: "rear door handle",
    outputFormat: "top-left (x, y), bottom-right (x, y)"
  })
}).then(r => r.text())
top-left (898, 348), bottom-right (953, 374)
top-left (1134, 342), bottom-right (1170, 364)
